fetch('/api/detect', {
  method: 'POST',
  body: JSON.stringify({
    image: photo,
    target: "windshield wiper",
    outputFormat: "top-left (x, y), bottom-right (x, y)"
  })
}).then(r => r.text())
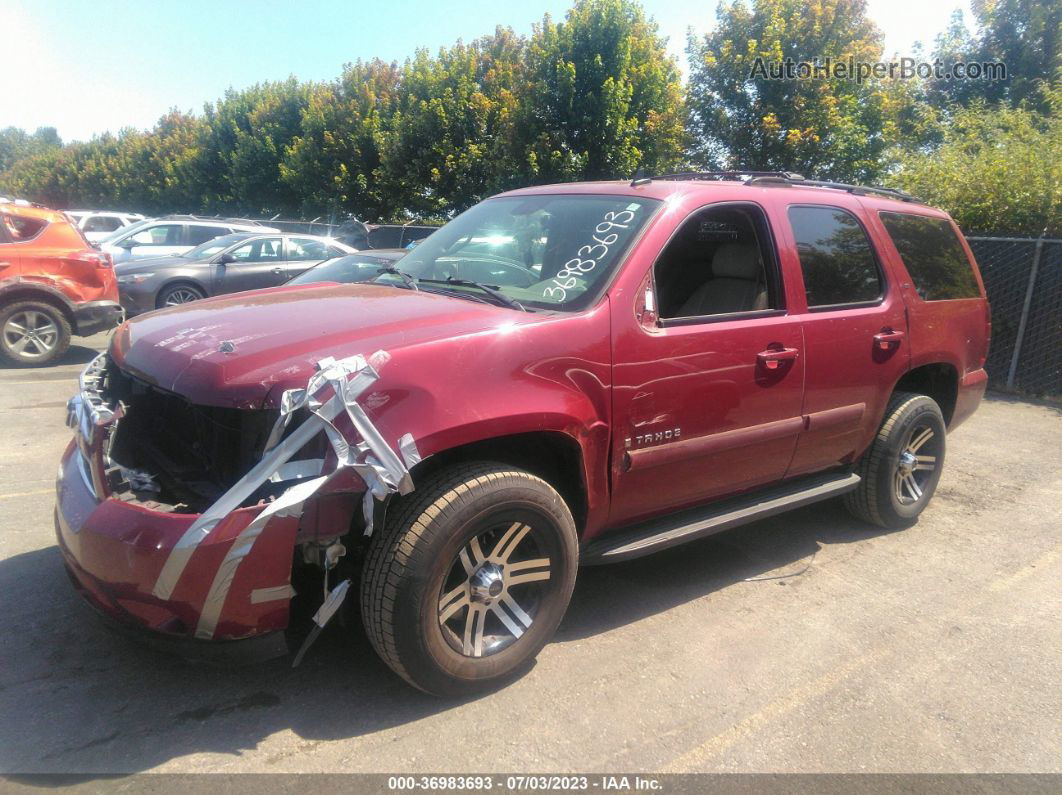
top-left (374, 266), bottom-right (419, 290)
top-left (418, 277), bottom-right (526, 311)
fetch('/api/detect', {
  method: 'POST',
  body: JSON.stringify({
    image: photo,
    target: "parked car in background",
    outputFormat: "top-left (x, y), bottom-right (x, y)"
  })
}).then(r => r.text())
top-left (332, 218), bottom-right (438, 250)
top-left (286, 248), bottom-right (407, 286)
top-left (116, 232), bottom-right (354, 314)
top-left (100, 215), bottom-right (280, 264)
top-left (1, 202), bottom-right (121, 366)
top-left (65, 210), bottom-right (146, 243)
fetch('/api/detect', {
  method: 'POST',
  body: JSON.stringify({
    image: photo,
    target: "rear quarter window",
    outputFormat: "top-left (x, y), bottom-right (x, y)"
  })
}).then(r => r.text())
top-left (879, 212), bottom-right (981, 301)
top-left (2, 214), bottom-right (48, 242)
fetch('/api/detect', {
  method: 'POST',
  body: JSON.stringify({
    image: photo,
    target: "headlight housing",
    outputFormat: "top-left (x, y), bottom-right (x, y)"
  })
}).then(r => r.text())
top-left (117, 272), bottom-right (153, 285)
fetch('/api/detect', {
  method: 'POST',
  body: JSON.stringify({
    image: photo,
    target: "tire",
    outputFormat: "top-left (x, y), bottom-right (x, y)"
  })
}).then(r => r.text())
top-left (156, 283), bottom-right (205, 309)
top-left (0, 300), bottom-right (72, 367)
top-left (845, 391), bottom-right (947, 528)
top-left (361, 462), bottom-right (578, 696)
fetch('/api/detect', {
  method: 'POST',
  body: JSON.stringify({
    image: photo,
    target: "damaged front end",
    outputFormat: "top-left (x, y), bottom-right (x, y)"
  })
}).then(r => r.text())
top-left (56, 349), bottom-right (419, 655)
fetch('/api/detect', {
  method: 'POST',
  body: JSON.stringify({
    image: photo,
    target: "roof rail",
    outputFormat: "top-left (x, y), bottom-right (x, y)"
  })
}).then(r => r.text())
top-left (648, 171), bottom-right (806, 183)
top-left (633, 170), bottom-right (919, 203)
top-left (747, 175), bottom-right (919, 202)
top-left (158, 214), bottom-right (266, 225)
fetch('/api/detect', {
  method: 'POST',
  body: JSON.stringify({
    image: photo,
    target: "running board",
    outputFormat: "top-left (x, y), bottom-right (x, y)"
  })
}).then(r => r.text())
top-left (580, 472), bottom-right (861, 565)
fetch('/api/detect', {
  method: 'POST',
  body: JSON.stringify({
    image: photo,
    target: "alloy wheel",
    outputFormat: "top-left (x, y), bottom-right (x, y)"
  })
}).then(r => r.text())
top-left (894, 424), bottom-right (940, 505)
top-left (437, 520), bottom-right (552, 658)
top-left (163, 287), bottom-right (202, 306)
top-left (3, 310), bottom-right (59, 360)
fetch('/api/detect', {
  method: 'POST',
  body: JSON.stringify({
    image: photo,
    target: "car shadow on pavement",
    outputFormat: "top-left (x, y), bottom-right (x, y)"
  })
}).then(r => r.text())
top-left (0, 499), bottom-right (896, 776)
top-left (0, 343), bottom-right (101, 373)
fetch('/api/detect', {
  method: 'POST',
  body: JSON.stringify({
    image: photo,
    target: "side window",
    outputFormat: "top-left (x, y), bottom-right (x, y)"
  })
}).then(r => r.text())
top-left (879, 212), bottom-right (980, 300)
top-left (230, 238), bottom-right (282, 262)
top-left (129, 224), bottom-right (183, 246)
top-left (187, 225), bottom-right (226, 245)
top-left (84, 216), bottom-right (122, 233)
top-left (2, 214), bottom-right (47, 241)
top-left (288, 238), bottom-right (329, 261)
top-left (655, 203), bottom-right (780, 320)
top-left (788, 206), bottom-right (883, 308)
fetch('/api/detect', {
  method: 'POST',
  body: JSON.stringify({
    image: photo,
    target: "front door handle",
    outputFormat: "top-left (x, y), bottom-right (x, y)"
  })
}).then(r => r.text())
top-left (757, 347), bottom-right (799, 370)
top-left (873, 329), bottom-right (905, 349)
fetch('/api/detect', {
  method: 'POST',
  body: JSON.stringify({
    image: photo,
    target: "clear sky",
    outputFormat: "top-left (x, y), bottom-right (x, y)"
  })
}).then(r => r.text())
top-left (2, 0), bottom-right (972, 142)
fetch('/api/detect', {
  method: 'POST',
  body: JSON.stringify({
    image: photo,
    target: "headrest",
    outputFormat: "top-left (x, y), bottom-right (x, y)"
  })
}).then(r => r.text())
top-left (712, 243), bottom-right (761, 280)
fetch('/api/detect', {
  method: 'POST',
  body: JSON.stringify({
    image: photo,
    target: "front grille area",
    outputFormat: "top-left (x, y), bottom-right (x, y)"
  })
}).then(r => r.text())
top-left (104, 364), bottom-right (279, 512)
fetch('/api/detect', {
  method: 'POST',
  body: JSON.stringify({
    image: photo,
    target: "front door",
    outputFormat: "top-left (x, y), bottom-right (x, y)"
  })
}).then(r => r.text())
top-left (608, 202), bottom-right (806, 527)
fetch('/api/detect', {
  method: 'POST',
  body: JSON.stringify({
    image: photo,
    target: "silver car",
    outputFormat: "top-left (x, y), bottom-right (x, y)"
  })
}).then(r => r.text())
top-left (100, 216), bottom-right (281, 264)
top-left (115, 232), bottom-right (355, 315)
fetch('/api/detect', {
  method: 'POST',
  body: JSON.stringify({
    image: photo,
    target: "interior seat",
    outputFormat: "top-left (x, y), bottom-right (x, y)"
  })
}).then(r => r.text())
top-left (678, 243), bottom-right (768, 317)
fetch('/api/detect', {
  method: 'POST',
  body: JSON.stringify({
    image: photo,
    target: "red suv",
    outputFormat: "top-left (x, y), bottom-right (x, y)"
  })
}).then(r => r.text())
top-left (1, 203), bottom-right (122, 366)
top-left (56, 173), bottom-right (990, 695)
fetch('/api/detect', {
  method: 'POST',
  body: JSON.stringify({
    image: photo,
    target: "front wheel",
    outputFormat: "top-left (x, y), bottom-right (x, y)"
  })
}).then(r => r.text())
top-left (157, 283), bottom-right (205, 309)
top-left (360, 463), bottom-right (578, 696)
top-left (845, 391), bottom-right (946, 528)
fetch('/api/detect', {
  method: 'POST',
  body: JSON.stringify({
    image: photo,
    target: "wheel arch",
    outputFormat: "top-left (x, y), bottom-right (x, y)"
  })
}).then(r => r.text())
top-left (410, 431), bottom-right (589, 535)
top-left (0, 283), bottom-right (77, 328)
top-left (892, 362), bottom-right (959, 426)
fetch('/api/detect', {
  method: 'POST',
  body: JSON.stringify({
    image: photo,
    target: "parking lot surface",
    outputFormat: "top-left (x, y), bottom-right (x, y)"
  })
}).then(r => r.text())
top-left (0, 332), bottom-right (1059, 775)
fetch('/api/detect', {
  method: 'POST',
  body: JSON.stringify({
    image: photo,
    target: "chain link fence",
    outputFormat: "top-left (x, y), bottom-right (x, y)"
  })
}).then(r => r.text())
top-left (968, 236), bottom-right (1062, 396)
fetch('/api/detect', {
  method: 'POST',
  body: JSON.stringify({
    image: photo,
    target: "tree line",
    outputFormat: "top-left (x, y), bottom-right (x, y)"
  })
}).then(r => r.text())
top-left (1, 0), bottom-right (1058, 235)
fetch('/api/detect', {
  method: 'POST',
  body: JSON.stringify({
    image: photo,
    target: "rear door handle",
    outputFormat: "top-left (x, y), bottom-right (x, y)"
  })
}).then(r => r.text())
top-left (756, 347), bottom-right (799, 370)
top-left (873, 329), bottom-right (905, 349)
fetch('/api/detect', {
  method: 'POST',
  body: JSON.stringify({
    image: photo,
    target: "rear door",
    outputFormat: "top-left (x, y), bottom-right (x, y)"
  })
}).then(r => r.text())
top-left (282, 237), bottom-right (337, 280)
top-left (782, 203), bottom-right (910, 478)
top-left (213, 236), bottom-right (285, 295)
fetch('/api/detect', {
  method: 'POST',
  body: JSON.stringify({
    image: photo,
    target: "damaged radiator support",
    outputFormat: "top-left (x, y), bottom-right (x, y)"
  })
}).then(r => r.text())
top-left (70, 350), bottom-right (421, 641)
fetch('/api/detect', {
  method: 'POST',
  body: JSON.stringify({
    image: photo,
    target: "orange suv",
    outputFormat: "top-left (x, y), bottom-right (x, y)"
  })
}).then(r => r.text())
top-left (0, 202), bottom-right (122, 366)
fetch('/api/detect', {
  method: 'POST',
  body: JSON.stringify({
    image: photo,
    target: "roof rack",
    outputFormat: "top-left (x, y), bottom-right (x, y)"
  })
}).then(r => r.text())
top-left (158, 214), bottom-right (267, 225)
top-left (632, 170), bottom-right (919, 203)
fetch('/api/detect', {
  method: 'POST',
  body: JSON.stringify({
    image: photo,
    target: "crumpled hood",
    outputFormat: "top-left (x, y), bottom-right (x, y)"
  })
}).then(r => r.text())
top-left (111, 283), bottom-right (528, 408)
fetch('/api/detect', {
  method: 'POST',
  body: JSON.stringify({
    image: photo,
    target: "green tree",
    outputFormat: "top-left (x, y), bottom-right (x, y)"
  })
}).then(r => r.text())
top-left (686, 0), bottom-right (904, 181)
top-left (893, 90), bottom-right (1061, 236)
top-left (514, 0), bottom-right (687, 184)
top-left (0, 127), bottom-right (62, 174)
top-left (281, 59), bottom-right (401, 221)
top-left (930, 0), bottom-right (1060, 111)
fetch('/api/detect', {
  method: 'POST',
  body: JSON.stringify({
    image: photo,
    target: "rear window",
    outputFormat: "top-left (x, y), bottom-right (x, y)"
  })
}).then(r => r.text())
top-left (788, 206), bottom-right (883, 308)
top-left (879, 212), bottom-right (981, 301)
top-left (2, 214), bottom-right (47, 242)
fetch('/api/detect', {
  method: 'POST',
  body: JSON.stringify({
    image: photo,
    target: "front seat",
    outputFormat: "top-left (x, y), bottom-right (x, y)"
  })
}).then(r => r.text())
top-left (678, 243), bottom-right (768, 317)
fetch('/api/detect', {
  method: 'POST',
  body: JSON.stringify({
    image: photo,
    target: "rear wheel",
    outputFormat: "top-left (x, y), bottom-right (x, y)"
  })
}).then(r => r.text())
top-left (360, 463), bottom-right (578, 696)
top-left (845, 391), bottom-right (946, 528)
top-left (157, 283), bottom-right (205, 308)
top-left (0, 300), bottom-right (71, 367)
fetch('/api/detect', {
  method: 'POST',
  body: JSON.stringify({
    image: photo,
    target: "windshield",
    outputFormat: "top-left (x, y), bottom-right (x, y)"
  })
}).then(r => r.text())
top-left (185, 234), bottom-right (248, 259)
top-left (395, 195), bottom-right (661, 311)
top-left (289, 254), bottom-right (400, 285)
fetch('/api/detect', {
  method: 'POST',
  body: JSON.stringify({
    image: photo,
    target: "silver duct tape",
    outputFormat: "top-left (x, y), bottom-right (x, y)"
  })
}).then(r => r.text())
top-left (195, 475), bottom-right (329, 639)
top-left (269, 458), bottom-right (325, 483)
top-left (250, 584), bottom-right (297, 604)
top-left (147, 350), bottom-right (419, 638)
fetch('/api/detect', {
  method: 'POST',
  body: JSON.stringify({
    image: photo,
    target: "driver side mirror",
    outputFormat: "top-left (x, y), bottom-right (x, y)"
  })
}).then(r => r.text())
top-left (217, 252), bottom-right (236, 265)
top-left (119, 238), bottom-right (138, 250)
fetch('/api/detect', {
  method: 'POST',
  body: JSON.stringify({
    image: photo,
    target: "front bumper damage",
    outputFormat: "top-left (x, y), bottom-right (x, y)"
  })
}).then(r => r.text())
top-left (57, 351), bottom-right (420, 648)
